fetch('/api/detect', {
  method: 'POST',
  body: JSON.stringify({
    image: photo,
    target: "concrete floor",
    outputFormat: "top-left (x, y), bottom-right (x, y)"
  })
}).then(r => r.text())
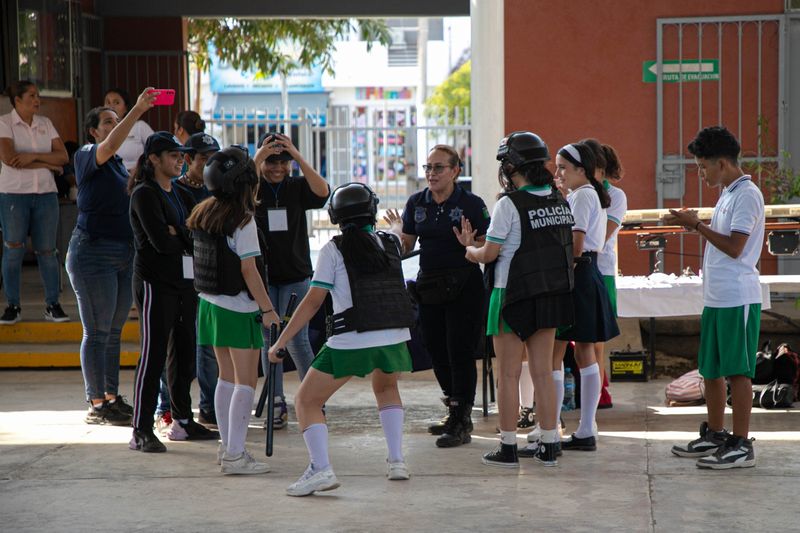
top-left (1, 368), bottom-right (799, 532)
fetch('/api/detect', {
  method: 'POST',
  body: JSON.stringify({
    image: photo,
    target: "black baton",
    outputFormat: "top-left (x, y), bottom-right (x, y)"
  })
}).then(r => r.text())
top-left (255, 293), bottom-right (299, 417)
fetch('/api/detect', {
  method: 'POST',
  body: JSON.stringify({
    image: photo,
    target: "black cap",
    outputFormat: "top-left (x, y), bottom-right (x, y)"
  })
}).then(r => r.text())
top-left (145, 131), bottom-right (191, 156)
top-left (257, 132), bottom-right (294, 162)
top-left (185, 132), bottom-right (220, 154)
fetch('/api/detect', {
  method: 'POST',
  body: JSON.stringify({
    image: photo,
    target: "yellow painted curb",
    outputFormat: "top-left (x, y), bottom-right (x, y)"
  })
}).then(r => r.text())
top-left (0, 350), bottom-right (140, 368)
top-left (0, 321), bottom-right (140, 344)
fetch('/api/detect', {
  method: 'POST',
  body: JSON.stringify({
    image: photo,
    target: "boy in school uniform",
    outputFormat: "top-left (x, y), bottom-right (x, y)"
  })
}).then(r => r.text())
top-left (667, 126), bottom-right (765, 469)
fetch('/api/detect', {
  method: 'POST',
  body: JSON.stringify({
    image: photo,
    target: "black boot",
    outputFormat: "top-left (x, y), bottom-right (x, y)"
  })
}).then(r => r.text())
top-left (428, 397), bottom-right (450, 436)
top-left (435, 400), bottom-right (472, 448)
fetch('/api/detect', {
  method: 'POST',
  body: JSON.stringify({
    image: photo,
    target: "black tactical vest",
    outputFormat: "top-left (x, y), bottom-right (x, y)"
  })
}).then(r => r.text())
top-left (504, 189), bottom-right (575, 306)
top-left (330, 231), bottom-right (415, 334)
top-left (193, 227), bottom-right (267, 298)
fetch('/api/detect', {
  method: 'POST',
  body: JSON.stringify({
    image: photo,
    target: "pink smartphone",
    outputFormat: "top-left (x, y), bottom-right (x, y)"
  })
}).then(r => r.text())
top-left (148, 89), bottom-right (175, 106)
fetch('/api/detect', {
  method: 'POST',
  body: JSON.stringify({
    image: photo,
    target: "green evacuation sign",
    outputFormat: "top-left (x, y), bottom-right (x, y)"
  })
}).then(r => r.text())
top-left (643, 59), bottom-right (719, 83)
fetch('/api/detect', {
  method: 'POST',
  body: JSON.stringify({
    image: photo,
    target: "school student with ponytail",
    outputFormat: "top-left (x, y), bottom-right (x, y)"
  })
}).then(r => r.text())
top-left (128, 132), bottom-right (217, 453)
top-left (188, 145), bottom-right (280, 474)
top-left (550, 142), bottom-right (619, 452)
top-left (582, 139), bottom-right (627, 409)
top-left (268, 182), bottom-right (415, 496)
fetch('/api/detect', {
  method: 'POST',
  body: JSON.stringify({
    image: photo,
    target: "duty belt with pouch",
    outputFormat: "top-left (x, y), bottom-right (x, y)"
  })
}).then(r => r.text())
top-left (413, 266), bottom-right (473, 305)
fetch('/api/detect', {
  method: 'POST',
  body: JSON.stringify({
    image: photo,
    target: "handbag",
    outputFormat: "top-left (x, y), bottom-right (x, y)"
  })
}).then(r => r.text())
top-left (757, 380), bottom-right (794, 409)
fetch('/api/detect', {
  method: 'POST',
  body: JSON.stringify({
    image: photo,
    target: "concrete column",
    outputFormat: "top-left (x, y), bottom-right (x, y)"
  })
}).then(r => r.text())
top-left (470, 0), bottom-right (504, 210)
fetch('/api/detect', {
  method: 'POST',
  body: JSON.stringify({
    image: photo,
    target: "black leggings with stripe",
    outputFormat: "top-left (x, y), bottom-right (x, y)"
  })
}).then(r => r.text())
top-left (132, 276), bottom-right (197, 431)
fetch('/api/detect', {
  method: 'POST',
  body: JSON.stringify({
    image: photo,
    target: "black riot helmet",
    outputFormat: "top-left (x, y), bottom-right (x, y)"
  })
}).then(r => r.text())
top-left (496, 131), bottom-right (550, 169)
top-left (328, 182), bottom-right (379, 225)
top-left (203, 145), bottom-right (258, 198)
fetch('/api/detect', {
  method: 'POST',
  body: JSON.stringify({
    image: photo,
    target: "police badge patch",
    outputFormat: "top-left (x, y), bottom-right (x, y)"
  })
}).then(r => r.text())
top-left (414, 206), bottom-right (427, 223)
top-left (448, 206), bottom-right (463, 222)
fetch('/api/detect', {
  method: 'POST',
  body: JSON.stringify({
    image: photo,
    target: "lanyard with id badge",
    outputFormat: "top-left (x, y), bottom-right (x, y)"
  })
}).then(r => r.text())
top-left (266, 181), bottom-right (288, 232)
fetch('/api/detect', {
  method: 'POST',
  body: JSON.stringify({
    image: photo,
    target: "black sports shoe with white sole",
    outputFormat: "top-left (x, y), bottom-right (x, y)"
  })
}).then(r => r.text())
top-left (671, 421), bottom-right (730, 458)
top-left (696, 435), bottom-right (755, 470)
top-left (481, 443), bottom-right (519, 468)
top-left (44, 303), bottom-right (69, 322)
top-left (0, 305), bottom-right (21, 325)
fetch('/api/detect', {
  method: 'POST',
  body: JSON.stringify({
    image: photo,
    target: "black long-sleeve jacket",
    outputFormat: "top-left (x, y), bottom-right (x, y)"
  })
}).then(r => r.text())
top-left (129, 179), bottom-right (195, 290)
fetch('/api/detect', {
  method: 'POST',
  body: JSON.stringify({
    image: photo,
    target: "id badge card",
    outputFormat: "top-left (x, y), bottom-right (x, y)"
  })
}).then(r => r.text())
top-left (182, 255), bottom-right (194, 279)
top-left (267, 208), bottom-right (289, 232)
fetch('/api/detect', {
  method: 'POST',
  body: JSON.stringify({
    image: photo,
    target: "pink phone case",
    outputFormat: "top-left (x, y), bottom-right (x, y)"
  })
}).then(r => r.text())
top-left (149, 89), bottom-right (175, 106)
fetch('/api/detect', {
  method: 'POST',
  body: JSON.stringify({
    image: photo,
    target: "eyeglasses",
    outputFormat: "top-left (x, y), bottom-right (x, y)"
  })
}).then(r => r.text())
top-left (422, 164), bottom-right (453, 175)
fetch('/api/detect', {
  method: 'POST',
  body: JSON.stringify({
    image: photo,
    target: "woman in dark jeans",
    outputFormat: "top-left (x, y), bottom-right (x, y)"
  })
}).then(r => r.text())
top-left (385, 144), bottom-right (490, 448)
top-left (67, 88), bottom-right (156, 425)
top-left (128, 131), bottom-right (217, 452)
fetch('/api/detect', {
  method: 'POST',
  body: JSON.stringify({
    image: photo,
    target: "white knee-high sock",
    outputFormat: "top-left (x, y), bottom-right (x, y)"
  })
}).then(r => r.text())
top-left (553, 369), bottom-right (564, 430)
top-left (227, 384), bottom-right (255, 456)
top-left (303, 423), bottom-right (330, 471)
top-left (214, 379), bottom-right (235, 446)
top-left (379, 405), bottom-right (404, 463)
top-left (576, 363), bottom-right (600, 439)
top-left (519, 362), bottom-right (534, 409)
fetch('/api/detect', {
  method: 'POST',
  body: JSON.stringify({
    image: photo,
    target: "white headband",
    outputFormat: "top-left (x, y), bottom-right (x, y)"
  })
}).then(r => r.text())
top-left (559, 144), bottom-right (582, 165)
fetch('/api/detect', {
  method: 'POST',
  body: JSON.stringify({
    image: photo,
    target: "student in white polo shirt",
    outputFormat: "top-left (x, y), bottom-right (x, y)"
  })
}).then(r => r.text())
top-left (668, 126), bottom-right (764, 469)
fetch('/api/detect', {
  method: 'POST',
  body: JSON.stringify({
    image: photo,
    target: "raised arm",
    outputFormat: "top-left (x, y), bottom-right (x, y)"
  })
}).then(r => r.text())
top-left (95, 87), bottom-right (156, 166)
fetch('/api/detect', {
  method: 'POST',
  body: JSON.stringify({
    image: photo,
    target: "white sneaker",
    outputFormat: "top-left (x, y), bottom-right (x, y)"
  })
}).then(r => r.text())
top-left (526, 423), bottom-right (542, 443)
top-left (387, 460), bottom-right (410, 481)
top-left (217, 442), bottom-right (225, 466)
top-left (221, 449), bottom-right (270, 475)
top-left (286, 464), bottom-right (340, 496)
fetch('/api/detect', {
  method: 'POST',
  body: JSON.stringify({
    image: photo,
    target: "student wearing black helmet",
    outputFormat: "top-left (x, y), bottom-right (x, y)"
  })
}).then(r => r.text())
top-left (254, 131), bottom-right (329, 430)
top-left (268, 183), bottom-right (415, 496)
top-left (456, 132), bottom-right (575, 467)
top-left (384, 144), bottom-right (490, 448)
top-left (128, 132), bottom-right (218, 453)
top-left (188, 146), bottom-right (279, 474)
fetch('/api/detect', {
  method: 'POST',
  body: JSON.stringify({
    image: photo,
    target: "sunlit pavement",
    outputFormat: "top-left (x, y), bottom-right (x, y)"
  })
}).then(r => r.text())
top-left (1, 368), bottom-right (799, 532)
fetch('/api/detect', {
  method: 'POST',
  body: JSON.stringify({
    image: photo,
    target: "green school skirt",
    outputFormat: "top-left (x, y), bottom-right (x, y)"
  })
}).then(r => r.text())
top-left (197, 298), bottom-right (264, 349)
top-left (312, 341), bottom-right (412, 379)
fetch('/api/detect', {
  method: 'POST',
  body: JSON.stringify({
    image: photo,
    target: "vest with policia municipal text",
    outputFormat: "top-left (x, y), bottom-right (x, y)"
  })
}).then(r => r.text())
top-left (192, 226), bottom-right (267, 298)
top-left (329, 231), bottom-right (415, 334)
top-left (502, 189), bottom-right (574, 332)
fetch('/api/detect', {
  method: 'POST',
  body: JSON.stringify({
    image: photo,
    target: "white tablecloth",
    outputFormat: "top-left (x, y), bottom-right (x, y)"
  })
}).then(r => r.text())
top-left (616, 274), bottom-right (775, 318)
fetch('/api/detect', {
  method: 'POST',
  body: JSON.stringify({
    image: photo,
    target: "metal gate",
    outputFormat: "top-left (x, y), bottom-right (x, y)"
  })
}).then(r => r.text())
top-left (655, 14), bottom-right (787, 271)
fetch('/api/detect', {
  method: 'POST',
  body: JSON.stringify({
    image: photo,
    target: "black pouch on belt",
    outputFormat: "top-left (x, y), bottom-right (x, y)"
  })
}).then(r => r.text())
top-left (414, 267), bottom-right (472, 305)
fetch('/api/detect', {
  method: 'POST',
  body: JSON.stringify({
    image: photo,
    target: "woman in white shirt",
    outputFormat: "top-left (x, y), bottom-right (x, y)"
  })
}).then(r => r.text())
top-left (552, 142), bottom-right (619, 452)
top-left (0, 80), bottom-right (69, 324)
top-left (104, 88), bottom-right (154, 172)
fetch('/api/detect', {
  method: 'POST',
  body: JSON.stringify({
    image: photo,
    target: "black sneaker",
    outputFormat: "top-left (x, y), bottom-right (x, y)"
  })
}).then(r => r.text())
top-left (44, 303), bottom-right (69, 322)
top-left (561, 433), bottom-right (597, 451)
top-left (517, 407), bottom-right (536, 429)
top-left (84, 401), bottom-right (132, 426)
top-left (696, 435), bottom-right (756, 469)
top-left (198, 408), bottom-right (218, 427)
top-left (109, 395), bottom-right (134, 416)
top-left (481, 443), bottom-right (519, 468)
top-left (671, 421), bottom-right (730, 458)
top-left (519, 439), bottom-right (562, 458)
top-left (129, 428), bottom-right (167, 453)
top-left (0, 305), bottom-right (21, 325)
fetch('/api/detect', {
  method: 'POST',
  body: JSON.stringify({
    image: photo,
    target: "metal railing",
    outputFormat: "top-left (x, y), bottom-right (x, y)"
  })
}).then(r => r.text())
top-left (204, 104), bottom-right (471, 233)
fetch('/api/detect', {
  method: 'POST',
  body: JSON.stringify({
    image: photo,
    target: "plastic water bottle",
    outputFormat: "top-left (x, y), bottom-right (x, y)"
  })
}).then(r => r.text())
top-left (563, 368), bottom-right (576, 411)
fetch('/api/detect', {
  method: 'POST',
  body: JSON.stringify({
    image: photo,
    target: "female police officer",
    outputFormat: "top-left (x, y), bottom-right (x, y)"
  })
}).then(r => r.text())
top-left (384, 144), bottom-right (489, 448)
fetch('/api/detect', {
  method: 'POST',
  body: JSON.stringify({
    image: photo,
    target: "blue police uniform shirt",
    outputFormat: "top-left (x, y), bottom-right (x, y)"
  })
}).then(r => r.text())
top-left (401, 185), bottom-right (490, 271)
top-left (74, 143), bottom-right (133, 241)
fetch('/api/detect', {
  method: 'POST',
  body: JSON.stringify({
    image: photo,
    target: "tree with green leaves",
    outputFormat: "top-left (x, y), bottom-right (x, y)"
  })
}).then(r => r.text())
top-left (188, 19), bottom-right (392, 111)
top-left (425, 60), bottom-right (470, 122)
